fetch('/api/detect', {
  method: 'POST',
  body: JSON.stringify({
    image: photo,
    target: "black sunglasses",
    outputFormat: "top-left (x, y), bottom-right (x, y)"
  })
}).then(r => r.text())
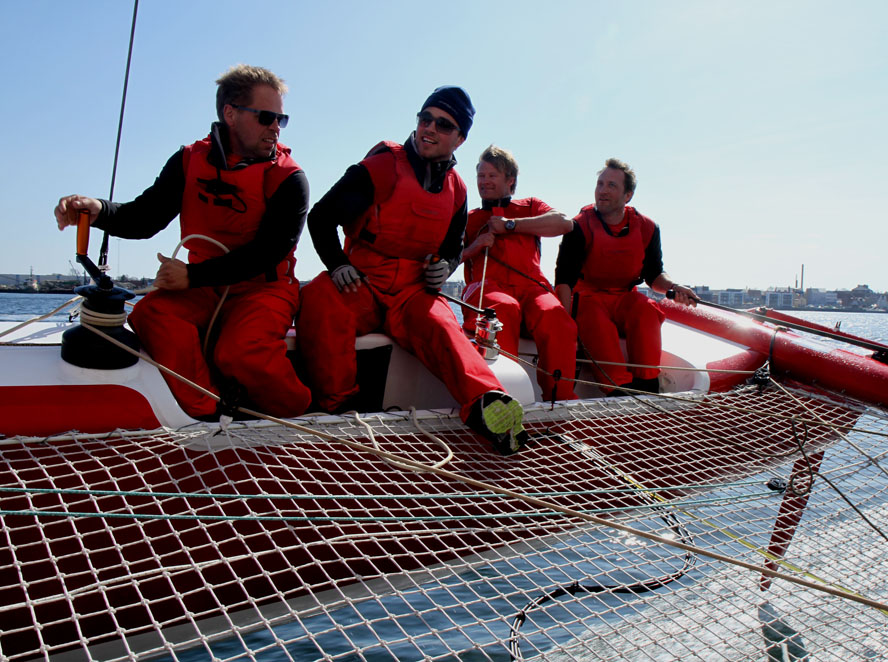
top-left (232, 104), bottom-right (289, 128)
top-left (417, 111), bottom-right (458, 135)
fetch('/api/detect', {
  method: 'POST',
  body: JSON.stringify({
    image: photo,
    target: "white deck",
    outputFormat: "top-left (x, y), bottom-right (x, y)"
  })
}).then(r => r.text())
top-left (0, 318), bottom-right (757, 434)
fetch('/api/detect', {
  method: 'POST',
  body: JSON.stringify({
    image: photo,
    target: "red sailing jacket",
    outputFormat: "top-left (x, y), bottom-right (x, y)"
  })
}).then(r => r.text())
top-left (343, 141), bottom-right (466, 294)
top-left (463, 197), bottom-right (552, 289)
top-left (180, 136), bottom-right (302, 280)
top-left (574, 205), bottom-right (657, 293)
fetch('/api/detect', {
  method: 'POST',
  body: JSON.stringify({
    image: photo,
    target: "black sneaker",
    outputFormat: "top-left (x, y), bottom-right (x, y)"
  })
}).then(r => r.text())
top-left (606, 384), bottom-right (632, 398)
top-left (629, 377), bottom-right (660, 394)
top-left (465, 391), bottom-right (528, 456)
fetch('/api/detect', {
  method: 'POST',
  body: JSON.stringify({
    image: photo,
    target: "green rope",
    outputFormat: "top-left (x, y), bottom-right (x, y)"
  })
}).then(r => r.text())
top-left (0, 491), bottom-right (775, 523)
top-left (0, 479), bottom-right (769, 502)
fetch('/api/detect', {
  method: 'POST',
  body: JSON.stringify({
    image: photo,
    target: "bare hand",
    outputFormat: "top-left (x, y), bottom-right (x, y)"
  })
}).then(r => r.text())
top-left (473, 233), bottom-right (495, 250)
top-left (153, 253), bottom-right (190, 290)
top-left (487, 216), bottom-right (509, 234)
top-left (54, 195), bottom-right (101, 231)
top-left (672, 284), bottom-right (698, 307)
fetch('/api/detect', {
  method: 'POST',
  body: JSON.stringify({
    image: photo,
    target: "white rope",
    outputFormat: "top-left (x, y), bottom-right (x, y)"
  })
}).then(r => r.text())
top-left (78, 307), bottom-right (128, 327)
top-left (352, 408), bottom-right (454, 472)
top-left (171, 234), bottom-right (231, 357)
top-left (476, 246), bottom-right (490, 314)
top-left (577, 358), bottom-right (758, 374)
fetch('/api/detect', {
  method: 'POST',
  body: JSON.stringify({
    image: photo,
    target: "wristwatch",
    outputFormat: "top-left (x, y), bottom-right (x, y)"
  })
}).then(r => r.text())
top-left (504, 219), bottom-right (516, 232)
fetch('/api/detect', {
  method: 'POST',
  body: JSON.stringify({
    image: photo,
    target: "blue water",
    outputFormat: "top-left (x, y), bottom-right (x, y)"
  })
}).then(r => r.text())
top-left (0, 292), bottom-right (85, 322)
top-left (3, 293), bottom-right (887, 660)
top-left (2, 292), bottom-right (885, 341)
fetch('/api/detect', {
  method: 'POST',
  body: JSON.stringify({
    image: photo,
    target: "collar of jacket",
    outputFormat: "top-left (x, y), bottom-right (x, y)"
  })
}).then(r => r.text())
top-left (207, 121), bottom-right (277, 171)
top-left (406, 132), bottom-right (457, 193)
top-left (481, 197), bottom-right (512, 210)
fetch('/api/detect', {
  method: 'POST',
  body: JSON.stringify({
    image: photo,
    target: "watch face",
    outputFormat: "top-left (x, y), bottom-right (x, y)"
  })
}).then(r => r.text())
top-left (505, 219), bottom-right (516, 231)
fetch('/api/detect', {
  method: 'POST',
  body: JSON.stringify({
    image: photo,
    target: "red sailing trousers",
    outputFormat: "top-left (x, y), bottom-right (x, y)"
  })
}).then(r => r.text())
top-left (297, 272), bottom-right (503, 417)
top-left (463, 281), bottom-right (578, 400)
top-left (573, 289), bottom-right (665, 389)
top-left (128, 280), bottom-right (311, 418)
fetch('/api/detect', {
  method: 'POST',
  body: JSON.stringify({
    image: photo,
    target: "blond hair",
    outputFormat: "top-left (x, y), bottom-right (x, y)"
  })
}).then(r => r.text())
top-left (215, 64), bottom-right (287, 121)
top-left (478, 145), bottom-right (519, 194)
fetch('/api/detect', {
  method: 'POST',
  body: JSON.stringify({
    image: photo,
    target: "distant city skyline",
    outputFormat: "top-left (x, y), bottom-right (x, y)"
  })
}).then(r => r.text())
top-left (2, 269), bottom-right (886, 292)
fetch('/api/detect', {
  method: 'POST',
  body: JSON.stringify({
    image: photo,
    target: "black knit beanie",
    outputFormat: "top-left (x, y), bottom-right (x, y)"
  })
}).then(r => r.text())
top-left (421, 86), bottom-right (475, 137)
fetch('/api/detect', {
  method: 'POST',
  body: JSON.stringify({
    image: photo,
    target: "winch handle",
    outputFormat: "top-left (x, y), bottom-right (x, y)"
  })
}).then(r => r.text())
top-left (71, 207), bottom-right (113, 289)
top-left (76, 209), bottom-right (91, 257)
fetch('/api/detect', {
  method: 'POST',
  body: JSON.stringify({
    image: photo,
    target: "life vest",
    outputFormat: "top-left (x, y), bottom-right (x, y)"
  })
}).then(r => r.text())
top-left (180, 136), bottom-right (302, 280)
top-left (463, 197), bottom-right (549, 288)
top-left (574, 205), bottom-right (657, 292)
top-left (343, 141), bottom-right (466, 293)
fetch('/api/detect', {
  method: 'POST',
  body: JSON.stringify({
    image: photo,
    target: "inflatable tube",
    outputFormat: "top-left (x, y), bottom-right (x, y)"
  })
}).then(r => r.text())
top-left (660, 300), bottom-right (888, 409)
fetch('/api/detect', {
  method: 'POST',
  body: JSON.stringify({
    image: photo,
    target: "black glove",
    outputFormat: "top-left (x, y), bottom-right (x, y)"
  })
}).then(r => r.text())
top-left (424, 255), bottom-right (450, 290)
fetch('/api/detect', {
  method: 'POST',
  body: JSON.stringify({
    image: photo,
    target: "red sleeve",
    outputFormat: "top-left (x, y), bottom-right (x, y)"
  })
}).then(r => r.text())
top-left (531, 197), bottom-right (553, 215)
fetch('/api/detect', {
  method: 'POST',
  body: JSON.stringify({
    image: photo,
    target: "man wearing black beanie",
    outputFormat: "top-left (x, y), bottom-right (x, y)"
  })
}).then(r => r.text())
top-left (298, 86), bottom-right (529, 456)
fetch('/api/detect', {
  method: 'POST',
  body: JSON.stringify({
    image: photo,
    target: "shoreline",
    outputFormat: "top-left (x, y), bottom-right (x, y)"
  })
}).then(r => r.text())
top-left (0, 288), bottom-right (87, 295)
top-left (1, 289), bottom-right (886, 314)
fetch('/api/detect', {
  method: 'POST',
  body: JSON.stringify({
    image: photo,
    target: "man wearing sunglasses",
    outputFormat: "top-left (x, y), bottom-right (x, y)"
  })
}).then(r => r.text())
top-left (297, 86), bottom-right (529, 455)
top-left (53, 64), bottom-right (312, 421)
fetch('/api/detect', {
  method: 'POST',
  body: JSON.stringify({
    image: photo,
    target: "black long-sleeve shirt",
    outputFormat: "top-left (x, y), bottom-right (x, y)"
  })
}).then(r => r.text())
top-left (307, 134), bottom-right (466, 273)
top-left (554, 211), bottom-right (664, 290)
top-left (92, 123), bottom-right (309, 288)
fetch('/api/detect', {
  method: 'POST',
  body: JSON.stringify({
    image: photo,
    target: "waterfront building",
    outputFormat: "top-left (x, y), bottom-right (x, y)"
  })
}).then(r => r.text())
top-left (765, 288), bottom-right (795, 309)
top-left (806, 288), bottom-right (840, 307)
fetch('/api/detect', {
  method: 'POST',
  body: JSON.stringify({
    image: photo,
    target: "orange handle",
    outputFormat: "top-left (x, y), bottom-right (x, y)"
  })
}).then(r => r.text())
top-left (75, 209), bottom-right (90, 256)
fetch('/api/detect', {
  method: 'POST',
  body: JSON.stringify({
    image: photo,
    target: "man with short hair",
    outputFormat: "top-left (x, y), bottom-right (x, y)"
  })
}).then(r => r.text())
top-left (462, 145), bottom-right (577, 401)
top-left (54, 64), bottom-right (311, 419)
top-left (554, 158), bottom-right (696, 394)
top-left (297, 87), bottom-right (528, 455)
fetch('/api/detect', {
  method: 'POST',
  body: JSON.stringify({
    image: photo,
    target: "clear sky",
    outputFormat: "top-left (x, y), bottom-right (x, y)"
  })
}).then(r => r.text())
top-left (1, 0), bottom-right (885, 291)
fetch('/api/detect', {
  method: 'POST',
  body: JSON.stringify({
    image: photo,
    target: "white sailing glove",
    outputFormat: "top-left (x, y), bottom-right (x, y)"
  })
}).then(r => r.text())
top-left (330, 264), bottom-right (363, 292)
top-left (424, 255), bottom-right (450, 291)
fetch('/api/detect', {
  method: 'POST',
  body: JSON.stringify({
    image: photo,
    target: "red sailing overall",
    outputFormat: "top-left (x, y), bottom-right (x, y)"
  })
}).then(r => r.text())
top-left (572, 205), bottom-right (665, 388)
top-left (462, 198), bottom-right (577, 400)
top-left (128, 138), bottom-right (311, 418)
top-left (297, 142), bottom-right (503, 415)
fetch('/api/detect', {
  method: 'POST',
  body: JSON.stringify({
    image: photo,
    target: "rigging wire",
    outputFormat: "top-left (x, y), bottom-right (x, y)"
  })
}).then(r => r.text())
top-left (98, 0), bottom-right (139, 272)
top-left (774, 384), bottom-right (888, 542)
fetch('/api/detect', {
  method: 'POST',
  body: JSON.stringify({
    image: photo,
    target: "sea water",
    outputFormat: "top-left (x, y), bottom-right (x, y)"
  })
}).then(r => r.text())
top-left (2, 292), bottom-right (886, 342)
top-left (3, 293), bottom-right (887, 661)
top-left (0, 291), bottom-right (85, 321)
